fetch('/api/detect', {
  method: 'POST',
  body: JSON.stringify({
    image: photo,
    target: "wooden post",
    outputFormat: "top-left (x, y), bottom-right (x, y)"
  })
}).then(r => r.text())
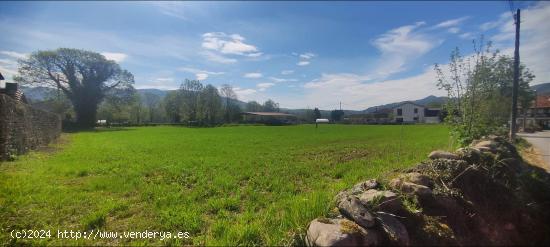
top-left (509, 9), bottom-right (520, 142)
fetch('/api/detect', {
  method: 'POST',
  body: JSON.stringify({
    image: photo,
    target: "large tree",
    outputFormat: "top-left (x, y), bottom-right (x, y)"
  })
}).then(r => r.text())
top-left (15, 48), bottom-right (134, 128)
top-left (142, 92), bottom-right (161, 123)
top-left (246, 101), bottom-right (263, 112)
top-left (180, 79), bottom-right (203, 123)
top-left (219, 84), bottom-right (240, 123)
top-left (198, 84), bottom-right (222, 125)
top-left (435, 39), bottom-right (534, 145)
top-left (263, 99), bottom-right (279, 112)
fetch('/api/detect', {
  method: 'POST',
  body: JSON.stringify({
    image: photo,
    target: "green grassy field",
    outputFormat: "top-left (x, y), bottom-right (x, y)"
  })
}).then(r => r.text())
top-left (0, 124), bottom-right (451, 246)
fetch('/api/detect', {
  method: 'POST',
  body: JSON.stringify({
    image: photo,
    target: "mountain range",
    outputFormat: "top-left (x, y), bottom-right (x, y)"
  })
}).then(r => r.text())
top-left (19, 82), bottom-right (550, 114)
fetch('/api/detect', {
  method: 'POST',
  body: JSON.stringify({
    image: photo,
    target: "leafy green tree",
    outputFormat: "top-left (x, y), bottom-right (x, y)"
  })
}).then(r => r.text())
top-left (180, 79), bottom-right (203, 123)
top-left (15, 48), bottom-right (134, 128)
top-left (40, 89), bottom-right (73, 118)
top-left (313, 107), bottom-right (322, 120)
top-left (163, 91), bottom-right (181, 123)
top-left (435, 39), bottom-right (535, 145)
top-left (246, 101), bottom-right (263, 112)
top-left (330, 110), bottom-right (345, 122)
top-left (220, 84), bottom-right (241, 122)
top-left (263, 99), bottom-right (279, 112)
top-left (97, 87), bottom-right (139, 124)
top-left (143, 92), bottom-right (161, 123)
top-left (197, 84), bottom-right (222, 125)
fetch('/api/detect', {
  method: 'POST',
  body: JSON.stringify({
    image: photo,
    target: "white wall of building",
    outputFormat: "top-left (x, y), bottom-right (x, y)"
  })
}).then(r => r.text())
top-left (393, 103), bottom-right (425, 122)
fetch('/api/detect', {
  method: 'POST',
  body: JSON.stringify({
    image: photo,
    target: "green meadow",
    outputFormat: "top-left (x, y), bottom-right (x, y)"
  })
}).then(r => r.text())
top-left (0, 124), bottom-right (451, 246)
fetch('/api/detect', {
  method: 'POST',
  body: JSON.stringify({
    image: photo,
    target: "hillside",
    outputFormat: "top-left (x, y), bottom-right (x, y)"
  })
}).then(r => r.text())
top-left (21, 83), bottom-right (549, 114)
top-left (363, 95), bottom-right (448, 113)
top-left (531, 82), bottom-right (550, 95)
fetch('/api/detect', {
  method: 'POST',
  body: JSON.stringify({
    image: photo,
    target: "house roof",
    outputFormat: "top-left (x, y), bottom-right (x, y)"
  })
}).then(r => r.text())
top-left (243, 112), bottom-right (296, 117)
top-left (392, 101), bottom-right (425, 109)
top-left (533, 95), bottom-right (550, 108)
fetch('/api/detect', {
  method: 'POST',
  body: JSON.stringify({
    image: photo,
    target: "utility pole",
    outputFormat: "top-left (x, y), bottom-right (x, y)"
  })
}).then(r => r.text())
top-left (509, 8), bottom-right (520, 142)
top-left (339, 101), bottom-right (342, 111)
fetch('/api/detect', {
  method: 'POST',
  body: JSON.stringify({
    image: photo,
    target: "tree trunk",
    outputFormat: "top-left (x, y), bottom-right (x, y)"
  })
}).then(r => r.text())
top-left (71, 94), bottom-right (99, 129)
top-left (73, 98), bottom-right (99, 129)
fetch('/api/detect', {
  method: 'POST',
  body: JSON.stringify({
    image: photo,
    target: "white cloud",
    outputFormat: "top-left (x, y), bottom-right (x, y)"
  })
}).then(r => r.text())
top-left (202, 51), bottom-right (237, 64)
top-left (479, 12), bottom-right (512, 31)
top-left (244, 72), bottom-right (263, 79)
top-left (137, 77), bottom-right (178, 90)
top-left (281, 70), bottom-right (294, 75)
top-left (0, 50), bottom-right (27, 59)
top-left (151, 1), bottom-right (188, 20)
top-left (296, 52), bottom-right (316, 66)
top-left (447, 27), bottom-right (460, 34)
top-left (196, 73), bottom-right (208, 81)
top-left (488, 2), bottom-right (550, 84)
top-left (101, 52), bottom-right (128, 63)
top-left (257, 82), bottom-right (275, 92)
top-left (233, 87), bottom-right (258, 101)
top-left (434, 16), bottom-right (469, 28)
top-left (459, 32), bottom-right (474, 39)
top-left (0, 51), bottom-right (23, 81)
top-left (287, 3), bottom-right (550, 110)
top-left (201, 32), bottom-right (261, 63)
top-left (299, 52), bottom-right (316, 60)
top-left (178, 67), bottom-right (224, 81)
top-left (247, 52), bottom-right (263, 58)
top-left (291, 68), bottom-right (443, 110)
top-left (269, 77), bottom-right (298, 83)
top-left (371, 21), bottom-right (440, 79)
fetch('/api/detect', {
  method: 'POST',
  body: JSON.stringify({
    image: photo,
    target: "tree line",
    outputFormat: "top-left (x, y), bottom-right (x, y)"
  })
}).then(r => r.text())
top-left (13, 48), bottom-right (287, 127)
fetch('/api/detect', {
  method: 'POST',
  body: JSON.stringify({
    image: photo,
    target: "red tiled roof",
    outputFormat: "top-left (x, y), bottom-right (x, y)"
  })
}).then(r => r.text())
top-left (533, 95), bottom-right (550, 108)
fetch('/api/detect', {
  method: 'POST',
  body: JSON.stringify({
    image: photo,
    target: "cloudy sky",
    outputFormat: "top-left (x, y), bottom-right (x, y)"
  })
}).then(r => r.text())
top-left (0, 1), bottom-right (549, 110)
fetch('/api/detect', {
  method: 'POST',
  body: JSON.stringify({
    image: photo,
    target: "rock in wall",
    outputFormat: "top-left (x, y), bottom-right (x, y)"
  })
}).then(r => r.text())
top-left (306, 136), bottom-right (550, 246)
top-left (0, 94), bottom-right (61, 161)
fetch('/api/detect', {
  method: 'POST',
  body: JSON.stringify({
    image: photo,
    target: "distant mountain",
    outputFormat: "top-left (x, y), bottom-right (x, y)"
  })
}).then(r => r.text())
top-left (20, 86), bottom-right (57, 102)
top-left (531, 83), bottom-right (550, 95)
top-left (136, 88), bottom-right (171, 98)
top-left (362, 95), bottom-right (448, 113)
top-left (21, 85), bottom-right (449, 115)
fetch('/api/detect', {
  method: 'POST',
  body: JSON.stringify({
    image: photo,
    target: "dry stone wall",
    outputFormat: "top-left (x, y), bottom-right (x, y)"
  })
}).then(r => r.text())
top-left (0, 94), bottom-right (61, 161)
top-left (306, 136), bottom-right (550, 246)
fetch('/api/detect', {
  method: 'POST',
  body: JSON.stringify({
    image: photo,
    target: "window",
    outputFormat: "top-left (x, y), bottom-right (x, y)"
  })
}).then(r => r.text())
top-left (413, 117), bottom-right (419, 121)
top-left (414, 108), bottom-right (418, 114)
top-left (396, 118), bottom-right (403, 123)
top-left (397, 109), bottom-right (402, 116)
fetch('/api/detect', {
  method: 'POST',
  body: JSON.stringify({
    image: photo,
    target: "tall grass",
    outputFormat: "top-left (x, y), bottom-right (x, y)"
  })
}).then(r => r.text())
top-left (0, 124), bottom-right (450, 245)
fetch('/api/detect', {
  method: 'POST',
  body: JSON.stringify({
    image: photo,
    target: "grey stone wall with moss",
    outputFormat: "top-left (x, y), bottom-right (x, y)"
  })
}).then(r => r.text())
top-left (0, 94), bottom-right (61, 161)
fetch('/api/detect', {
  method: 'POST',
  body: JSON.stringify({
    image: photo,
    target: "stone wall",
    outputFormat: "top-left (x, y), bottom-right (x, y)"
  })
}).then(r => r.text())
top-left (306, 136), bottom-right (550, 246)
top-left (0, 94), bottom-right (61, 161)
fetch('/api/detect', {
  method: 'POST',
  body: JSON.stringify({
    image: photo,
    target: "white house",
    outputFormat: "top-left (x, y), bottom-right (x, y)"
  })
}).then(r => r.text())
top-left (392, 102), bottom-right (441, 123)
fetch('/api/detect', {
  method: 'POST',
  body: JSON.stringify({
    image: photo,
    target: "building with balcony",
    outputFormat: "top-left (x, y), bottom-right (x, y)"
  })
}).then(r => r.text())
top-left (392, 101), bottom-right (441, 124)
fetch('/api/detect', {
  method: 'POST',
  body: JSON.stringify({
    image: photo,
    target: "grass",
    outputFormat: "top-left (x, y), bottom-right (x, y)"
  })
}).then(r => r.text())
top-left (0, 124), bottom-right (451, 246)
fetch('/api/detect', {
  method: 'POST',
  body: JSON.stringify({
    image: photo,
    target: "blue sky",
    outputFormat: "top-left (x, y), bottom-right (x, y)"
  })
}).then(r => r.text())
top-left (1, 1), bottom-right (549, 110)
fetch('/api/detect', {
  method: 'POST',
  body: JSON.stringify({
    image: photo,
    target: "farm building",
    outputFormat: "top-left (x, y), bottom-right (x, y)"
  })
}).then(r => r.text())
top-left (242, 112), bottom-right (297, 125)
top-left (344, 108), bottom-right (393, 124)
top-left (393, 102), bottom-right (441, 123)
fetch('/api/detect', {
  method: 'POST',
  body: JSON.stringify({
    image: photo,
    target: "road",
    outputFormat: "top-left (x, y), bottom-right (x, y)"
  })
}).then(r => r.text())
top-left (518, 131), bottom-right (550, 171)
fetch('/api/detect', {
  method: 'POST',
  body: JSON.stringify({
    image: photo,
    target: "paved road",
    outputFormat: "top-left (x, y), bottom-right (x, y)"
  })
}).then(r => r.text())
top-left (518, 131), bottom-right (550, 171)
